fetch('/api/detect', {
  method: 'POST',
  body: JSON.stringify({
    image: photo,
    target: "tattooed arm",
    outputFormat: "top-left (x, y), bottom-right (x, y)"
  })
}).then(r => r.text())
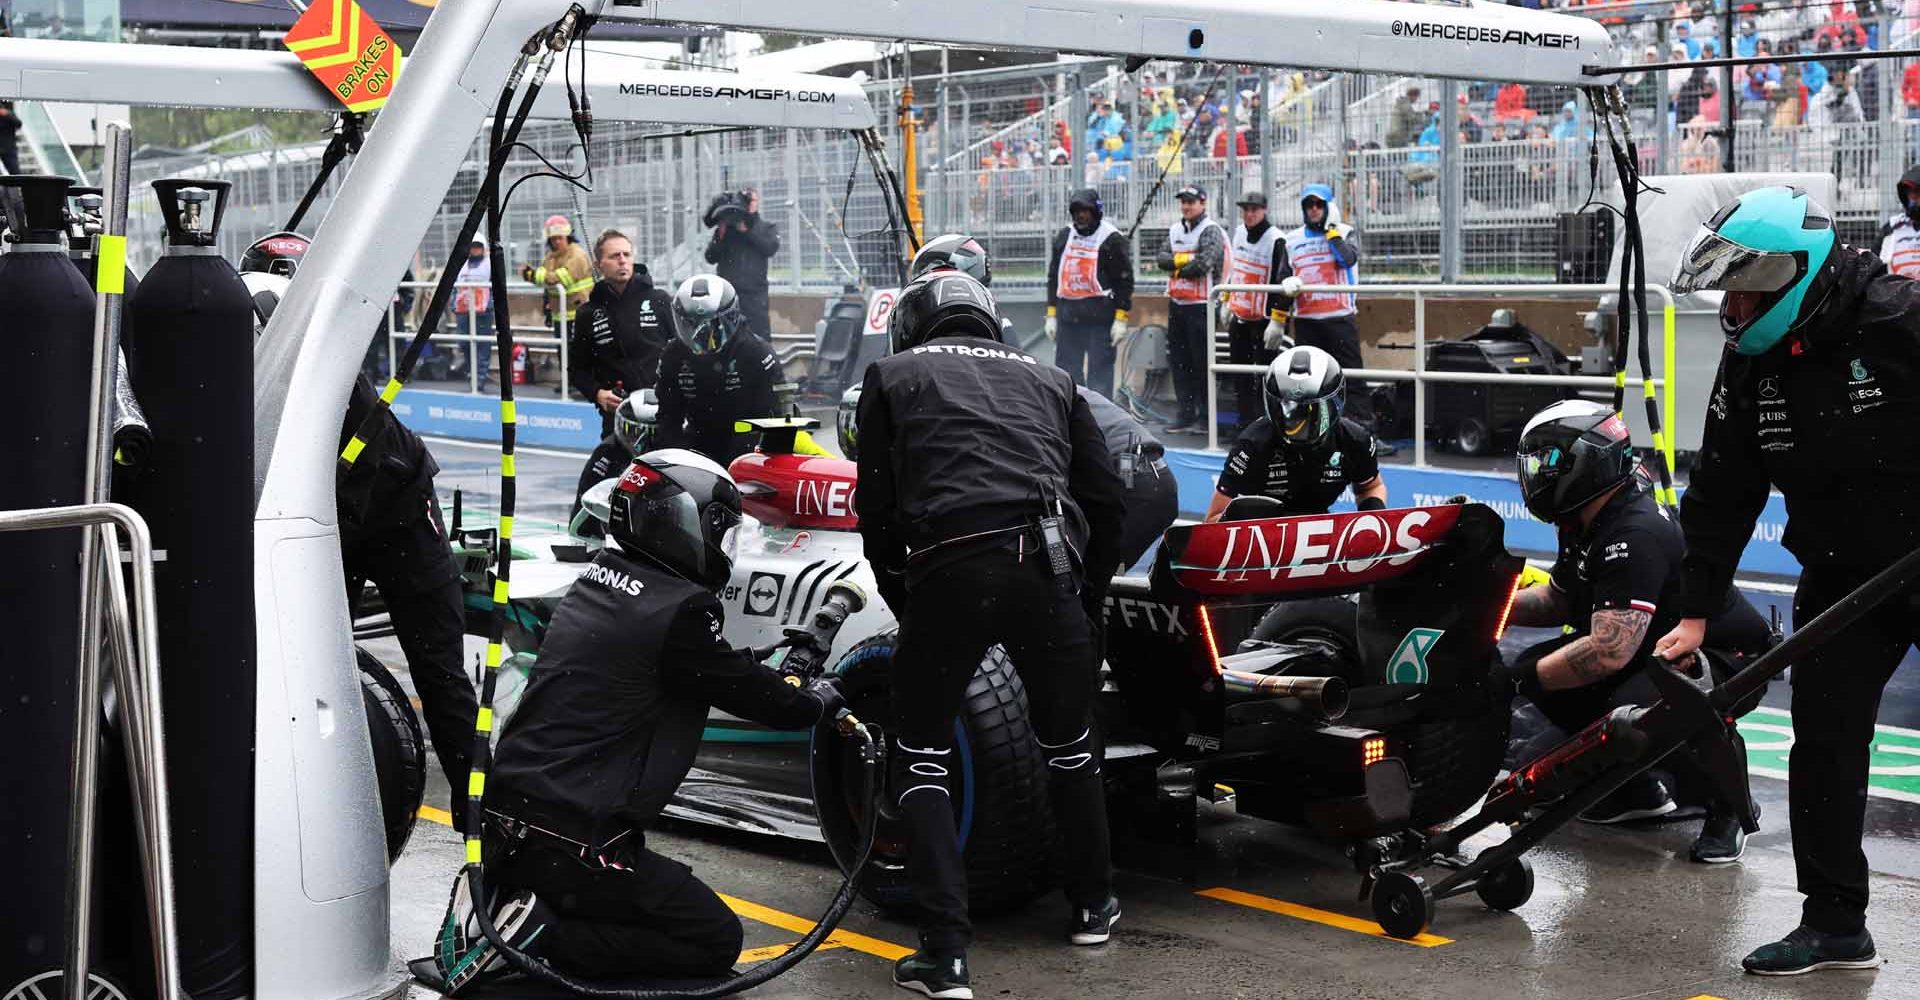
top-left (1505, 583), bottom-right (1571, 628)
top-left (1536, 609), bottom-right (1653, 691)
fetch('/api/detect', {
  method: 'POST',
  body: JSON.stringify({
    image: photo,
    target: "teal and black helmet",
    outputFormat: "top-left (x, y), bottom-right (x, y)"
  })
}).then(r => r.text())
top-left (1669, 186), bottom-right (1838, 356)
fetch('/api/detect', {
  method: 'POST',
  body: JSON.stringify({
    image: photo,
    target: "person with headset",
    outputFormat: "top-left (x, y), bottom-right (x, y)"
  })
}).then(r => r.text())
top-left (434, 450), bottom-right (845, 992)
top-left (856, 268), bottom-right (1125, 999)
top-left (1206, 344), bottom-right (1387, 521)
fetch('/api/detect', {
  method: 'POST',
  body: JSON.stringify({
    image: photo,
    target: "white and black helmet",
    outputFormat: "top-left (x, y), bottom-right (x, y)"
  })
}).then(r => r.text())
top-left (910, 233), bottom-right (992, 287)
top-left (605, 448), bottom-right (743, 591)
top-left (1516, 400), bottom-right (1636, 523)
top-left (1263, 345), bottom-right (1346, 448)
top-left (837, 385), bottom-right (862, 461)
top-left (613, 390), bottom-right (659, 455)
top-left (671, 274), bottom-right (746, 354)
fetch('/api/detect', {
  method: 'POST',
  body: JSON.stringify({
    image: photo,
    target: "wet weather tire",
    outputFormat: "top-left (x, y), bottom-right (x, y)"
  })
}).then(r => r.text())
top-left (1372, 871), bottom-right (1434, 939)
top-left (811, 632), bottom-right (1054, 917)
top-left (359, 645), bottom-right (427, 863)
top-left (1249, 596), bottom-right (1361, 667)
top-left (1475, 856), bottom-right (1534, 912)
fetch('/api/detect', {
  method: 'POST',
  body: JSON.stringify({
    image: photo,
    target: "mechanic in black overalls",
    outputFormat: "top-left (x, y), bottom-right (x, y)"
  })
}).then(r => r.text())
top-left (1076, 385), bottom-right (1177, 574)
top-left (568, 229), bottom-right (674, 437)
top-left (655, 274), bottom-right (780, 465)
top-left (1656, 186), bottom-right (1920, 975)
top-left (1206, 344), bottom-right (1387, 521)
top-left (239, 234), bottom-right (478, 829)
top-left (856, 269), bottom-right (1126, 999)
top-left (434, 449), bottom-right (844, 991)
top-left (569, 393), bottom-right (657, 538)
top-left (1501, 401), bottom-right (1774, 861)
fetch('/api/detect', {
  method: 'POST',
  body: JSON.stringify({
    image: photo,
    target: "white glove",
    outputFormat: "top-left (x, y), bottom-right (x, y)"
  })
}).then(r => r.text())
top-left (1110, 318), bottom-right (1129, 346)
top-left (1263, 319), bottom-right (1292, 352)
top-left (1044, 314), bottom-right (1058, 340)
top-left (1279, 276), bottom-right (1304, 298)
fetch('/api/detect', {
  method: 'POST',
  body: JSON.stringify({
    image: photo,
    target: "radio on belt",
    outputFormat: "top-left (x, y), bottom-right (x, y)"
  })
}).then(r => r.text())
top-left (1038, 483), bottom-right (1074, 595)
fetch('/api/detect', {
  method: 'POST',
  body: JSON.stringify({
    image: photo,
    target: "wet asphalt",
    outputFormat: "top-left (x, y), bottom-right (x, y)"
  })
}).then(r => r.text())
top-left (370, 437), bottom-right (1920, 1000)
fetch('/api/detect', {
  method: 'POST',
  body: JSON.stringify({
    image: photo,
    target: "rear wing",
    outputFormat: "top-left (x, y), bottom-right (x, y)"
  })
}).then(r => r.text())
top-left (1151, 505), bottom-right (1494, 603)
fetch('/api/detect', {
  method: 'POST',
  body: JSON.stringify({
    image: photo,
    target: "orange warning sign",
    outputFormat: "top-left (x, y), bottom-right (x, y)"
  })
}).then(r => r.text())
top-left (283, 0), bottom-right (403, 113)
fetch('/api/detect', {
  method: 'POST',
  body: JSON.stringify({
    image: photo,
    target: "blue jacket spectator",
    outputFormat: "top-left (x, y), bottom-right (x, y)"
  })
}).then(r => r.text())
top-left (1550, 100), bottom-right (1582, 141)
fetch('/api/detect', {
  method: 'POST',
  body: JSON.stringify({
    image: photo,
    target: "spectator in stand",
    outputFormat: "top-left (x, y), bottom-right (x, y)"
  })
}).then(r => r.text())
top-left (1816, 11), bottom-right (1868, 52)
top-left (1550, 100), bottom-right (1582, 141)
top-left (1674, 19), bottom-right (1701, 58)
top-left (1903, 60), bottom-right (1920, 155)
top-left (1494, 82), bottom-right (1534, 125)
top-left (1771, 62), bottom-right (1806, 127)
top-left (1048, 139), bottom-right (1071, 166)
top-left (1525, 122), bottom-right (1558, 204)
top-left (1189, 102), bottom-right (1220, 152)
top-left (1086, 97), bottom-right (1125, 152)
top-left (1210, 118), bottom-right (1249, 157)
top-left (1457, 92), bottom-right (1485, 143)
top-left (1735, 17), bottom-right (1760, 58)
top-left (1699, 76), bottom-right (1724, 126)
top-left (1622, 46), bottom-right (1660, 109)
top-left (1698, 36), bottom-right (1720, 61)
top-left (1680, 116), bottom-right (1720, 174)
top-left (1747, 57), bottom-right (1782, 104)
top-left (1387, 85), bottom-right (1425, 147)
top-left (1677, 66), bottom-right (1711, 124)
top-left (452, 239), bottom-right (494, 391)
top-left (1802, 38), bottom-right (1829, 100)
top-left (1812, 66), bottom-right (1865, 127)
top-left (1144, 88), bottom-right (1178, 147)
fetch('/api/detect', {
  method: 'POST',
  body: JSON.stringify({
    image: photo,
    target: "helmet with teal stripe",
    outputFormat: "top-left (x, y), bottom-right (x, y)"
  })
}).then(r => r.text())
top-left (1669, 186), bottom-right (1838, 356)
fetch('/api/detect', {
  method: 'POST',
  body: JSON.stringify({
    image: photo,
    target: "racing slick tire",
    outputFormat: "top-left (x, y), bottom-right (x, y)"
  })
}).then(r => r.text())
top-left (1251, 602), bottom-right (1509, 828)
top-left (810, 632), bottom-right (1055, 917)
top-left (358, 645), bottom-right (427, 863)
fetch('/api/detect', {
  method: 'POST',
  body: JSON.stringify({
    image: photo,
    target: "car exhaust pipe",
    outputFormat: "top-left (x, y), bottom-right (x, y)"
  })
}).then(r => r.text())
top-left (1219, 669), bottom-right (1350, 720)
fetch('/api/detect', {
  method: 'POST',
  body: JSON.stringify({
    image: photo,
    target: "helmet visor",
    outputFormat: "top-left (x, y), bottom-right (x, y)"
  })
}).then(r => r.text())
top-left (1277, 396), bottom-right (1335, 442)
top-left (672, 306), bottom-right (735, 354)
top-left (1669, 228), bottom-right (1804, 296)
top-left (1517, 445), bottom-right (1565, 484)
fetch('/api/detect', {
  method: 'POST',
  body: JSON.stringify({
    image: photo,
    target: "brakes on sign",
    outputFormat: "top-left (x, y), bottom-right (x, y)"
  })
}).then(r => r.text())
top-left (283, 0), bottom-right (404, 112)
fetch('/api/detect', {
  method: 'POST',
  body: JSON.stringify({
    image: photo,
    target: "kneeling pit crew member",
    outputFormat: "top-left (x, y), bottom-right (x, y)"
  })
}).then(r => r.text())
top-left (1206, 344), bottom-right (1386, 521)
top-left (856, 268), bottom-right (1126, 999)
top-left (433, 450), bottom-right (844, 991)
top-left (655, 274), bottom-right (779, 465)
top-left (1503, 400), bottom-right (1775, 864)
top-left (570, 392), bottom-right (656, 538)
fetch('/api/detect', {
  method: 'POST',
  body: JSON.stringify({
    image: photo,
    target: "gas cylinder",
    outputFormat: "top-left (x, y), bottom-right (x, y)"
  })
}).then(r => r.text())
top-left (122, 179), bottom-right (257, 1000)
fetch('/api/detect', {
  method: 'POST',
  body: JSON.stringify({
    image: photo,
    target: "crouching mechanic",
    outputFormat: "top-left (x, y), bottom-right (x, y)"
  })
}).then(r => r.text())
top-left (570, 393), bottom-right (656, 538)
top-left (1502, 401), bottom-right (1774, 861)
top-left (1657, 186), bottom-right (1920, 975)
top-left (656, 275), bottom-right (780, 464)
top-left (856, 269), bottom-right (1126, 998)
top-left (1206, 344), bottom-right (1386, 521)
top-left (435, 450), bottom-right (845, 990)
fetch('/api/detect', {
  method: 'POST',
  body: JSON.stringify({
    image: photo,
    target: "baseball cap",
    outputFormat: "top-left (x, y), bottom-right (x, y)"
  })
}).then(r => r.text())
top-left (1235, 190), bottom-right (1268, 208)
top-left (1176, 184), bottom-right (1207, 202)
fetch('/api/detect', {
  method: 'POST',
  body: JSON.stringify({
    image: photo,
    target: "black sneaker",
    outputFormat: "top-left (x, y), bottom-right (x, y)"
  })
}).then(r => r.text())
top-left (1742, 925), bottom-right (1881, 975)
top-left (1578, 775), bottom-right (1676, 824)
top-left (1069, 896), bottom-right (1121, 945)
top-left (434, 879), bottom-right (544, 994)
top-left (892, 950), bottom-right (972, 999)
top-left (1691, 801), bottom-right (1759, 864)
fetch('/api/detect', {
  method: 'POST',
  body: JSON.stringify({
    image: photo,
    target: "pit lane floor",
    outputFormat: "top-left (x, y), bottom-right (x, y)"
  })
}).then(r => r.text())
top-left (374, 438), bottom-right (1920, 999)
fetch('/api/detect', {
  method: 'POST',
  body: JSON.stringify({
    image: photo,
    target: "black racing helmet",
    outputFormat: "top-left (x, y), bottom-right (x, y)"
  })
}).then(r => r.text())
top-left (614, 390), bottom-right (659, 455)
top-left (911, 233), bottom-right (993, 287)
top-left (240, 231), bottom-right (312, 277)
top-left (1515, 400), bottom-right (1636, 523)
top-left (605, 448), bottom-right (742, 591)
top-left (1262, 345), bottom-right (1345, 448)
top-left (888, 268), bottom-right (1002, 353)
top-left (671, 274), bottom-right (746, 355)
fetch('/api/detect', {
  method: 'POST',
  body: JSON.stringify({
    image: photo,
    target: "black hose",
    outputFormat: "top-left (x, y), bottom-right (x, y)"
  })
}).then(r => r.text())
top-left (464, 724), bottom-right (884, 999)
top-left (285, 112), bottom-right (364, 233)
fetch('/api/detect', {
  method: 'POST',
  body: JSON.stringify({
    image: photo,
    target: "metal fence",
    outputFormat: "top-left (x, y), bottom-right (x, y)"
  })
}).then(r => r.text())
top-left (115, 6), bottom-right (1920, 301)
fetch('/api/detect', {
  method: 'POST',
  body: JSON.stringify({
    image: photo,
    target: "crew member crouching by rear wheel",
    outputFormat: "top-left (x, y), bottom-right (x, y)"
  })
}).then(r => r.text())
top-left (435, 450), bottom-right (844, 991)
top-left (856, 269), bottom-right (1126, 999)
top-left (1502, 401), bottom-right (1774, 862)
top-left (570, 393), bottom-right (657, 538)
top-left (1206, 345), bottom-right (1386, 521)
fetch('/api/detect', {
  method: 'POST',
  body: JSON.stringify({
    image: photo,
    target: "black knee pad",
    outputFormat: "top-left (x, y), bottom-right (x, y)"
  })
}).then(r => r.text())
top-left (1037, 727), bottom-right (1098, 776)
top-left (891, 736), bottom-right (957, 808)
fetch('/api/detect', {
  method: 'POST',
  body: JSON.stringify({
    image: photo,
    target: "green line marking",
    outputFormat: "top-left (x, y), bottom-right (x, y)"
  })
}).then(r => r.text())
top-left (1739, 707), bottom-right (1920, 804)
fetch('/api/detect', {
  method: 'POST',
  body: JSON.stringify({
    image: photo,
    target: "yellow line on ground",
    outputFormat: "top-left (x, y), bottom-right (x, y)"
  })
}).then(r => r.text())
top-left (411, 809), bottom-right (904, 962)
top-left (737, 941), bottom-right (844, 964)
top-left (1679, 995), bottom-right (1729, 1000)
top-left (1196, 887), bottom-right (1454, 947)
top-left (718, 893), bottom-right (913, 961)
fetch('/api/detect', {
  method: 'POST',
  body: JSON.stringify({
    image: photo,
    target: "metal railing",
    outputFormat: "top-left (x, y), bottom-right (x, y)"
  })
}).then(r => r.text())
top-left (1204, 283), bottom-right (1679, 473)
top-left (385, 280), bottom-right (569, 396)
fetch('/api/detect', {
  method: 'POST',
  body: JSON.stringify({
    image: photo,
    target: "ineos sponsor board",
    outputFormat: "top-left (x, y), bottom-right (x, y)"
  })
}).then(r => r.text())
top-left (1163, 506), bottom-right (1463, 597)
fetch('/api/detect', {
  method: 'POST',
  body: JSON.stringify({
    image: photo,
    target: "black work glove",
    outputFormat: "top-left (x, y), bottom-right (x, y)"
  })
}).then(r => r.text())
top-left (806, 674), bottom-right (848, 721)
top-left (750, 631), bottom-right (811, 662)
top-left (1442, 493), bottom-right (1471, 505)
top-left (875, 567), bottom-right (909, 624)
top-left (1493, 644), bottom-right (1547, 702)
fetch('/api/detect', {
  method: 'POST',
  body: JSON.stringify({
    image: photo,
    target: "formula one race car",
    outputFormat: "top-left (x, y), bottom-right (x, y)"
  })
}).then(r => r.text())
top-left (450, 420), bottom-right (1527, 918)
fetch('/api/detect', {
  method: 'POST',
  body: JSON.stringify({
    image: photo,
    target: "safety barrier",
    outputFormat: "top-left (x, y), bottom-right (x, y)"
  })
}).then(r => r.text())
top-left (1204, 282), bottom-right (1679, 474)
